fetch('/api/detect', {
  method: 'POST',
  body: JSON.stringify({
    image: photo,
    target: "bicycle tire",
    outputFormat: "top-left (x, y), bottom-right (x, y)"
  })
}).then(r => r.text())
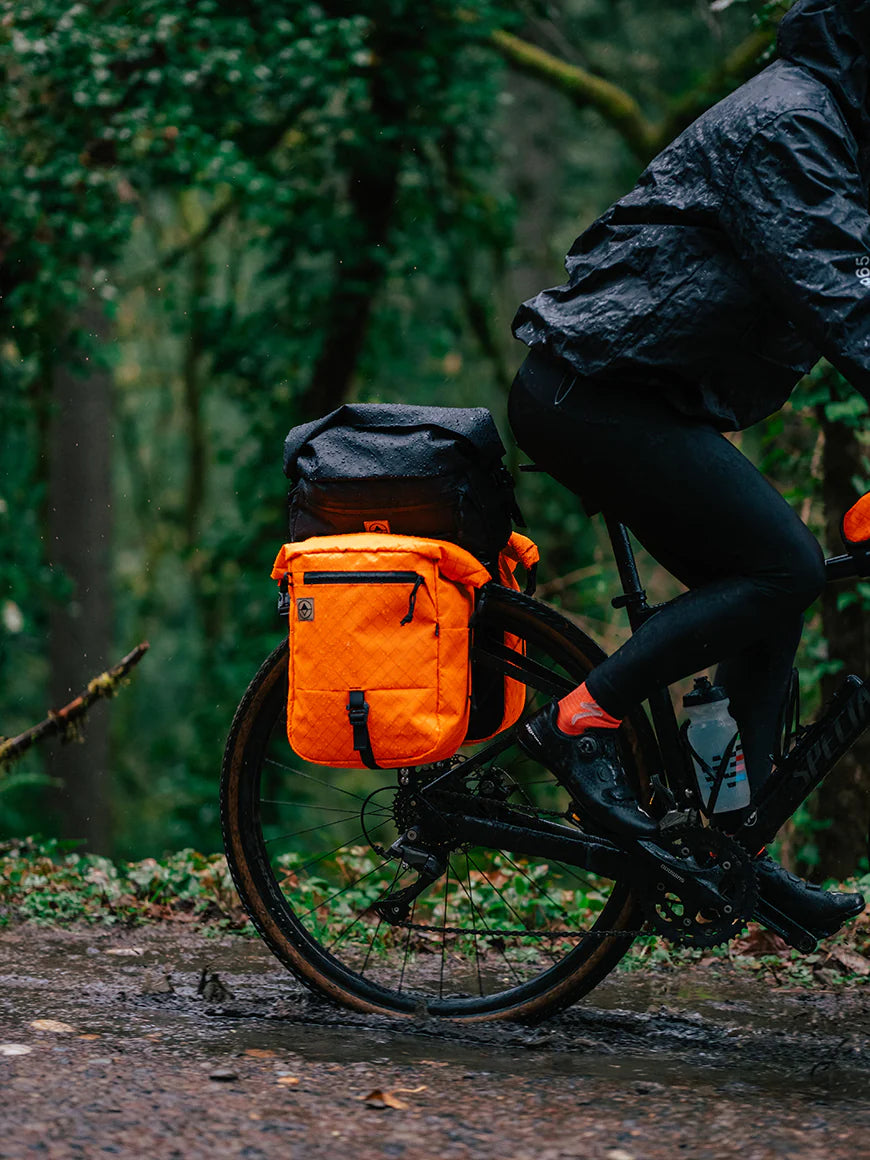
top-left (221, 584), bottom-right (658, 1023)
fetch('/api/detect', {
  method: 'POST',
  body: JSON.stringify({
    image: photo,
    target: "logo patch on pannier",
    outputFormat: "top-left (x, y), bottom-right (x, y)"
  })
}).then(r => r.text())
top-left (364, 519), bottom-right (391, 533)
top-left (296, 597), bottom-right (315, 621)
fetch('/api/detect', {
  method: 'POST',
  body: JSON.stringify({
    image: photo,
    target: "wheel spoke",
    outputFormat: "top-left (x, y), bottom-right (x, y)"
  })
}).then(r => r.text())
top-left (439, 863), bottom-right (451, 1001)
top-left (260, 799), bottom-right (369, 816)
top-left (283, 824), bottom-right (386, 879)
top-left (465, 851), bottom-right (484, 998)
top-left (264, 816), bottom-right (363, 846)
top-left (397, 898), bottom-right (416, 995)
top-left (451, 859), bottom-right (525, 987)
top-left (263, 757), bottom-right (373, 805)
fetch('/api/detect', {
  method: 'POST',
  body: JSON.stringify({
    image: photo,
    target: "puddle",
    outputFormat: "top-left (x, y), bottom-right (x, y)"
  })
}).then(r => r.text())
top-left (3, 924), bottom-right (870, 1105)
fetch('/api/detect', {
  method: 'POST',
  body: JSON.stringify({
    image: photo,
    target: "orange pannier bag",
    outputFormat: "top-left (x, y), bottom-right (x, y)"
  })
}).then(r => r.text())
top-left (271, 532), bottom-right (491, 769)
top-left (465, 532), bottom-right (541, 743)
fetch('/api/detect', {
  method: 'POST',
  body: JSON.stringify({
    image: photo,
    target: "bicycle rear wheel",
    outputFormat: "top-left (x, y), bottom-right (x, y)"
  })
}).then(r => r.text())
top-left (221, 585), bottom-right (657, 1022)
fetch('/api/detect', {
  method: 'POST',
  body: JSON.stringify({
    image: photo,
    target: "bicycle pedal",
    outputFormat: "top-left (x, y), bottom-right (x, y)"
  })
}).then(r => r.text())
top-left (753, 897), bottom-right (818, 954)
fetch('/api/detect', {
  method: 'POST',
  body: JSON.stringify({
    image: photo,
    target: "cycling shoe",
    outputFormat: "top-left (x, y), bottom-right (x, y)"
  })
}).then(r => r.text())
top-left (754, 854), bottom-right (865, 937)
top-left (517, 702), bottom-right (658, 840)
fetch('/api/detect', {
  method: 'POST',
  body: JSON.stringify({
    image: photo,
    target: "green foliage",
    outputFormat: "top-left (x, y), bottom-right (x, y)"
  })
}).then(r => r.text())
top-left (0, 837), bottom-right (246, 927)
top-left (5, 838), bottom-right (870, 988)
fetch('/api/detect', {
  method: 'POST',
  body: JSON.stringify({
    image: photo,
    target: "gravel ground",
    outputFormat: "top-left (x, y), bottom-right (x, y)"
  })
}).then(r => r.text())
top-left (1, 924), bottom-right (870, 1159)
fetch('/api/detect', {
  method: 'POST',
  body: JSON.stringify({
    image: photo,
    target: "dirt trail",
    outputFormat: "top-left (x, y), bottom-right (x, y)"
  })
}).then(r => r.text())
top-left (1, 925), bottom-right (870, 1159)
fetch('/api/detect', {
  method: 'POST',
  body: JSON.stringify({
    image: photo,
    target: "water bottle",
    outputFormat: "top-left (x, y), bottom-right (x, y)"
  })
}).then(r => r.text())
top-left (682, 677), bottom-right (750, 813)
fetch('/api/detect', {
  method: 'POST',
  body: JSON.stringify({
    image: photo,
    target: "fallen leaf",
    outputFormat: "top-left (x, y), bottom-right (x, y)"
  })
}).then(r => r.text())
top-left (276, 1076), bottom-right (300, 1086)
top-left (244, 1048), bottom-right (276, 1059)
top-left (419, 1060), bottom-right (449, 1067)
top-left (732, 926), bottom-right (788, 958)
top-left (104, 948), bottom-right (144, 957)
top-left (77, 1034), bottom-right (100, 1041)
top-left (0, 1044), bottom-right (32, 1056)
top-left (360, 1089), bottom-right (408, 1110)
top-left (30, 1020), bottom-right (75, 1034)
top-left (827, 948), bottom-right (870, 977)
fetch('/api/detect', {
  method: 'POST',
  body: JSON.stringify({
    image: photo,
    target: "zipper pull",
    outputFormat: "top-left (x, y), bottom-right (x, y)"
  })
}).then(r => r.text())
top-left (400, 575), bottom-right (425, 625)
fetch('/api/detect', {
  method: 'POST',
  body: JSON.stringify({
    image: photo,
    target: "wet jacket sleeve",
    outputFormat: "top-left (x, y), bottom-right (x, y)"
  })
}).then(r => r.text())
top-left (719, 104), bottom-right (870, 404)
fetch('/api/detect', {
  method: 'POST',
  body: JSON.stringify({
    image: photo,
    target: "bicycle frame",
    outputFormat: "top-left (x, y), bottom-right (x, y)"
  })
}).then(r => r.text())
top-left (602, 511), bottom-right (870, 805)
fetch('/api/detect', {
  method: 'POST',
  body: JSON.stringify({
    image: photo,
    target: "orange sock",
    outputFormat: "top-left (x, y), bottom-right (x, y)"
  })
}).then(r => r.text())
top-left (556, 681), bottom-right (622, 736)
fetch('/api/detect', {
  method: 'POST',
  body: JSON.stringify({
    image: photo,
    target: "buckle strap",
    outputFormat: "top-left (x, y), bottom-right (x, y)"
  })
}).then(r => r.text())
top-left (347, 690), bottom-right (380, 769)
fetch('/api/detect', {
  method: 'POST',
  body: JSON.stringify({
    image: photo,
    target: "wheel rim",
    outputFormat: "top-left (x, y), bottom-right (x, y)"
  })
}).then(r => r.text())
top-left (223, 592), bottom-right (649, 1018)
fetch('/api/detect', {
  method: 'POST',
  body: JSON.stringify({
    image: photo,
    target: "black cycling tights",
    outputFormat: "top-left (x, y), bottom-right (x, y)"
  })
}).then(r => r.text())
top-left (509, 348), bottom-right (827, 795)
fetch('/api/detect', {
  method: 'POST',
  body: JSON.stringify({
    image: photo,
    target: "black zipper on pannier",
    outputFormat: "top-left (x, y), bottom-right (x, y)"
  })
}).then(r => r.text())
top-left (302, 571), bottom-right (425, 624)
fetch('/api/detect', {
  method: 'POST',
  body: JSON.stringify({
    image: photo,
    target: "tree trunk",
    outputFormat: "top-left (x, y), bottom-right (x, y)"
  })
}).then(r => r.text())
top-left (300, 26), bottom-right (405, 418)
top-left (811, 406), bottom-right (870, 880)
top-left (45, 295), bottom-right (114, 853)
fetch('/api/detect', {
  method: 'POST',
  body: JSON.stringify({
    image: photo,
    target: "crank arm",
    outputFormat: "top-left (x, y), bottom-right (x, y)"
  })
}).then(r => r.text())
top-left (634, 836), bottom-right (736, 914)
top-left (752, 897), bottom-right (817, 954)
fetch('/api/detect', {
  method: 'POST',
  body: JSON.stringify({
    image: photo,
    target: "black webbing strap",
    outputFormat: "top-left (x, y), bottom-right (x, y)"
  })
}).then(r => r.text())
top-left (347, 690), bottom-right (380, 770)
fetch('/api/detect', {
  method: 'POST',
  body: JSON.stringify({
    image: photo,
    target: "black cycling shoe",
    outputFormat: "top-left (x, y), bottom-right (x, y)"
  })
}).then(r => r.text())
top-left (754, 854), bottom-right (865, 937)
top-left (517, 702), bottom-right (658, 840)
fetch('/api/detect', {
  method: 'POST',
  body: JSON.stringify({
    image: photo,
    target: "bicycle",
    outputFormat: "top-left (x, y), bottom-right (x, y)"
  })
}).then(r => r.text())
top-left (220, 507), bottom-right (870, 1023)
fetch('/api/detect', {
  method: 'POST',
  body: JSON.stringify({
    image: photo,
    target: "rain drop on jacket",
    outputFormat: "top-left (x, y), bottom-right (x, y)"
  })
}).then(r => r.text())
top-left (512, 0), bottom-right (870, 431)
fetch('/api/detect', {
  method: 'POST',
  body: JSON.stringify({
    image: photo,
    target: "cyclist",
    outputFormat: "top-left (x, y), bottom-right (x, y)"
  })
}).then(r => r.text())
top-left (509, 0), bottom-right (867, 938)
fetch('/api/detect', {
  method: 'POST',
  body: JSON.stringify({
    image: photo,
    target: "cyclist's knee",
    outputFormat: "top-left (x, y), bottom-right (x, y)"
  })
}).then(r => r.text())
top-left (775, 539), bottom-right (826, 612)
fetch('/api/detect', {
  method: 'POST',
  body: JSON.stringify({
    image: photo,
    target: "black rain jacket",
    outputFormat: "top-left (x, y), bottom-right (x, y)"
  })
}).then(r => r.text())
top-left (512, 0), bottom-right (870, 430)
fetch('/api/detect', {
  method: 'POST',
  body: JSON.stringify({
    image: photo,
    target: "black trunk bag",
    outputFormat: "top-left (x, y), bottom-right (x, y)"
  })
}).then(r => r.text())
top-left (283, 404), bottom-right (522, 571)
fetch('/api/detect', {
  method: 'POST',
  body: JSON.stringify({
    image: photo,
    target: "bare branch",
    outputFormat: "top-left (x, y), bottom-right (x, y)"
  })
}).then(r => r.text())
top-left (0, 643), bottom-right (150, 772)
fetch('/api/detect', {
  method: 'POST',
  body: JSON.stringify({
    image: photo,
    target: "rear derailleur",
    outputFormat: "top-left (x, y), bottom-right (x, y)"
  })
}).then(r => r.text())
top-left (372, 834), bottom-right (446, 925)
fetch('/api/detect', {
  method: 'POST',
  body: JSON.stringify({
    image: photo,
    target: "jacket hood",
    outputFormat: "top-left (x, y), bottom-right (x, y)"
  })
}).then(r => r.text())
top-left (777, 0), bottom-right (870, 139)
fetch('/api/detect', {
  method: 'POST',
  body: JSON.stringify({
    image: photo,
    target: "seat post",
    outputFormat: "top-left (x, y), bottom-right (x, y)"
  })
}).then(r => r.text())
top-left (603, 514), bottom-right (652, 633)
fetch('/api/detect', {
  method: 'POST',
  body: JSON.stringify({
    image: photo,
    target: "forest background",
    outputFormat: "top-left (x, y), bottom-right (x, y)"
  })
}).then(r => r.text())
top-left (1, 0), bottom-right (867, 881)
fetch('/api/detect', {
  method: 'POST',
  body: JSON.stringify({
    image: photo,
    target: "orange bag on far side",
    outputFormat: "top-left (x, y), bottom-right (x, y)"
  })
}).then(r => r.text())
top-left (465, 532), bottom-right (540, 743)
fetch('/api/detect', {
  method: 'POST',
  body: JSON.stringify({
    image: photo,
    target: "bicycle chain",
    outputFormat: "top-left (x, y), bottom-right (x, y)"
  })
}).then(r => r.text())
top-left (399, 920), bottom-right (647, 940)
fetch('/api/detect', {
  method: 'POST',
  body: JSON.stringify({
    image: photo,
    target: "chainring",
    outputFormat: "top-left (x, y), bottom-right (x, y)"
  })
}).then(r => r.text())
top-left (636, 826), bottom-right (758, 948)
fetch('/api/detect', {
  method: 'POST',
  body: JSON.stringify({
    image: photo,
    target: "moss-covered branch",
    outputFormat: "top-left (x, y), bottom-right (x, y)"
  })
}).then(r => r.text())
top-left (0, 643), bottom-right (150, 772)
top-left (490, 27), bottom-right (657, 160)
top-left (489, 19), bottom-right (781, 163)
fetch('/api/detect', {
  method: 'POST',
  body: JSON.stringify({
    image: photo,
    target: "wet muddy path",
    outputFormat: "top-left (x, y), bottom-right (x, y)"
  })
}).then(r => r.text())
top-left (1, 925), bottom-right (870, 1159)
